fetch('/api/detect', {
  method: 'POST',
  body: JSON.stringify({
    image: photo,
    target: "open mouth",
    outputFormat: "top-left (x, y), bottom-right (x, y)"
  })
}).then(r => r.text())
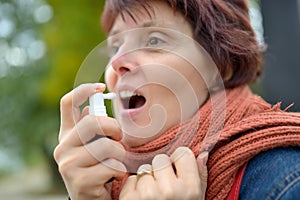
top-left (120, 90), bottom-right (146, 109)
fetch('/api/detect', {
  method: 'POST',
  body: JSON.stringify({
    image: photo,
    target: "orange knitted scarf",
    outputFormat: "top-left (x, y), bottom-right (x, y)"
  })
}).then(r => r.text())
top-left (111, 85), bottom-right (300, 199)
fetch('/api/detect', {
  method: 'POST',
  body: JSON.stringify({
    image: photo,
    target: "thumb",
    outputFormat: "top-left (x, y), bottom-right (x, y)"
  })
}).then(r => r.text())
top-left (197, 151), bottom-right (208, 196)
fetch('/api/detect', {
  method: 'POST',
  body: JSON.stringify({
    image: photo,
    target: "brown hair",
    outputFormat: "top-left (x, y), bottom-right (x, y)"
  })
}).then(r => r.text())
top-left (101, 0), bottom-right (263, 88)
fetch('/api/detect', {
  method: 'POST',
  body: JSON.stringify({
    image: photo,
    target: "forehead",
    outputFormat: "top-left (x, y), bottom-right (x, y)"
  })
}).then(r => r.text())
top-left (109, 0), bottom-right (192, 36)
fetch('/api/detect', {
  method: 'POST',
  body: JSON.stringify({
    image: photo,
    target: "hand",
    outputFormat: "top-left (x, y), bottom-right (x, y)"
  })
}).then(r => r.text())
top-left (53, 83), bottom-right (127, 200)
top-left (119, 147), bottom-right (208, 200)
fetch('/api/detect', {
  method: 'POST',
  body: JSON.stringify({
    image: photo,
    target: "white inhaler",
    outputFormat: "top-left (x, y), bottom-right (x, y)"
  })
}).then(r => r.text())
top-left (89, 92), bottom-right (116, 116)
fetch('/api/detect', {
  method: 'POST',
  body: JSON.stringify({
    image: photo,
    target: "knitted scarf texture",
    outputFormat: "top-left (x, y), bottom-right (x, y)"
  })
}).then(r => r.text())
top-left (111, 85), bottom-right (300, 199)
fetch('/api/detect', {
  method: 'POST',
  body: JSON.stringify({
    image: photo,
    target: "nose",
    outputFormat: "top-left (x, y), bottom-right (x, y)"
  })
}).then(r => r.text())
top-left (111, 51), bottom-right (139, 76)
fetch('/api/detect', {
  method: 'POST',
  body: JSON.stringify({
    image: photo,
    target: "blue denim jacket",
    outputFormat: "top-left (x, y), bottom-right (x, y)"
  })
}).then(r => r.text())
top-left (240, 147), bottom-right (300, 200)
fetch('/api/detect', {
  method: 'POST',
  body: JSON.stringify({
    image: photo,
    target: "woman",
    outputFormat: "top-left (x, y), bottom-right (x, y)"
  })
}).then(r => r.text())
top-left (54, 0), bottom-right (300, 199)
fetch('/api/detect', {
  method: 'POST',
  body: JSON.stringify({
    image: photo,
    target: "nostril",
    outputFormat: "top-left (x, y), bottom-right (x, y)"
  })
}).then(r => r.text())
top-left (119, 66), bottom-right (130, 75)
top-left (111, 53), bottom-right (138, 76)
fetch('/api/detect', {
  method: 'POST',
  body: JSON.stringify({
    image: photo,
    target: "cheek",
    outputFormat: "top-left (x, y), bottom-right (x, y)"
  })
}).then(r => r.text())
top-left (105, 66), bottom-right (118, 91)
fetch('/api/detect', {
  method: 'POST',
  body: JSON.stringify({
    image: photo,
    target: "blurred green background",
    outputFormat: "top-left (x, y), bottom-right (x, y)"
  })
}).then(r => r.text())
top-left (0, 0), bottom-right (106, 198)
top-left (0, 0), bottom-right (299, 199)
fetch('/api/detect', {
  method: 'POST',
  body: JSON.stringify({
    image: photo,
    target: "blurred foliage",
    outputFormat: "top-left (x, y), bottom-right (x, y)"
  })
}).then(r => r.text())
top-left (36, 0), bottom-right (107, 189)
top-left (0, 63), bottom-right (48, 170)
top-left (41, 0), bottom-right (106, 107)
top-left (0, 0), bottom-right (53, 175)
top-left (0, 0), bottom-right (106, 184)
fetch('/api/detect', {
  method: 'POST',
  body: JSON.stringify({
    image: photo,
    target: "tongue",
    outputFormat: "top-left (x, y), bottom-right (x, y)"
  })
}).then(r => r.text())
top-left (129, 95), bottom-right (146, 109)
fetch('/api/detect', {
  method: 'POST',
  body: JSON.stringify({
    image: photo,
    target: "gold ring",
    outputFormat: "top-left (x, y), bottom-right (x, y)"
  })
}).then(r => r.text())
top-left (136, 167), bottom-right (153, 181)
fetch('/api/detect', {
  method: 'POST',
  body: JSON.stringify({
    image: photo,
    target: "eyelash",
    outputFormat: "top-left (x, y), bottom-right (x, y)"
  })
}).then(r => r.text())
top-left (109, 45), bottom-right (119, 56)
top-left (108, 34), bottom-right (166, 56)
top-left (147, 36), bottom-right (165, 47)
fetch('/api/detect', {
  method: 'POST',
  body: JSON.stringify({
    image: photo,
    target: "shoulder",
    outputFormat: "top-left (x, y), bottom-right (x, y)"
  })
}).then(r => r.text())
top-left (240, 147), bottom-right (300, 200)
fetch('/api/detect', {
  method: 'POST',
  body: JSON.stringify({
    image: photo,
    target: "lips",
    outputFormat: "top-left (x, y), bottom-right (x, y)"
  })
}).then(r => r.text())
top-left (119, 90), bottom-right (146, 110)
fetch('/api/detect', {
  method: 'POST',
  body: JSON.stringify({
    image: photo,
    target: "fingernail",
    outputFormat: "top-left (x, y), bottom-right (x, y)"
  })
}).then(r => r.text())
top-left (95, 83), bottom-right (105, 91)
top-left (137, 164), bottom-right (152, 174)
top-left (198, 151), bottom-right (209, 166)
top-left (171, 146), bottom-right (192, 162)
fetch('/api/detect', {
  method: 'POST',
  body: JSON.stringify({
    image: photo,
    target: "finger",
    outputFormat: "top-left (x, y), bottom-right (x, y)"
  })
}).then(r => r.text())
top-left (53, 143), bottom-right (95, 167)
top-left (67, 115), bottom-right (122, 146)
top-left (197, 151), bottom-right (208, 191)
top-left (152, 154), bottom-right (176, 183)
top-left (170, 146), bottom-right (199, 180)
top-left (70, 160), bottom-right (126, 199)
top-left (69, 183), bottom-right (111, 200)
top-left (81, 106), bottom-right (90, 119)
top-left (84, 137), bottom-right (126, 164)
top-left (76, 159), bottom-right (126, 188)
top-left (58, 137), bottom-right (125, 166)
top-left (87, 158), bottom-right (127, 184)
top-left (59, 83), bottom-right (105, 137)
top-left (54, 139), bottom-right (125, 168)
top-left (120, 176), bottom-right (139, 200)
top-left (136, 164), bottom-right (159, 199)
top-left (136, 164), bottom-right (154, 187)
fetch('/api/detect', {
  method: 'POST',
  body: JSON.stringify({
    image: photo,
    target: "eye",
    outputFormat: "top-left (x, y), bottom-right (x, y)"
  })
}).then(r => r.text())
top-left (111, 45), bottom-right (119, 54)
top-left (108, 45), bottom-right (120, 57)
top-left (107, 35), bottom-right (122, 57)
top-left (147, 36), bottom-right (165, 46)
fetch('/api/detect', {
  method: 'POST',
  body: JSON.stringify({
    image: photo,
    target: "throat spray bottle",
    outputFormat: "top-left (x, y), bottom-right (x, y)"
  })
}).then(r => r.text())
top-left (89, 92), bottom-right (116, 116)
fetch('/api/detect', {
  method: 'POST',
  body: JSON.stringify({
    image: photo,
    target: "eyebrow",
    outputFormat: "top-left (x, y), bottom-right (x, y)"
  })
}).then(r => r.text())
top-left (108, 21), bottom-right (172, 36)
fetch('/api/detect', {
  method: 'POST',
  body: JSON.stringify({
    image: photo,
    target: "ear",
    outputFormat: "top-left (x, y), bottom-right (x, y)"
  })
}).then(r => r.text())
top-left (208, 66), bottom-right (233, 92)
top-left (208, 67), bottom-right (222, 92)
top-left (223, 67), bottom-right (233, 82)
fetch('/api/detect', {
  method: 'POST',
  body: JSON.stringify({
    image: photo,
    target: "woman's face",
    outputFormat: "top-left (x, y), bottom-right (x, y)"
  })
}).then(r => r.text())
top-left (105, 0), bottom-right (216, 147)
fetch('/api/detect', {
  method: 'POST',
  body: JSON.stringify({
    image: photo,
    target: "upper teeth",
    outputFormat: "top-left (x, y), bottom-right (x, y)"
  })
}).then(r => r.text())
top-left (119, 90), bottom-right (138, 99)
